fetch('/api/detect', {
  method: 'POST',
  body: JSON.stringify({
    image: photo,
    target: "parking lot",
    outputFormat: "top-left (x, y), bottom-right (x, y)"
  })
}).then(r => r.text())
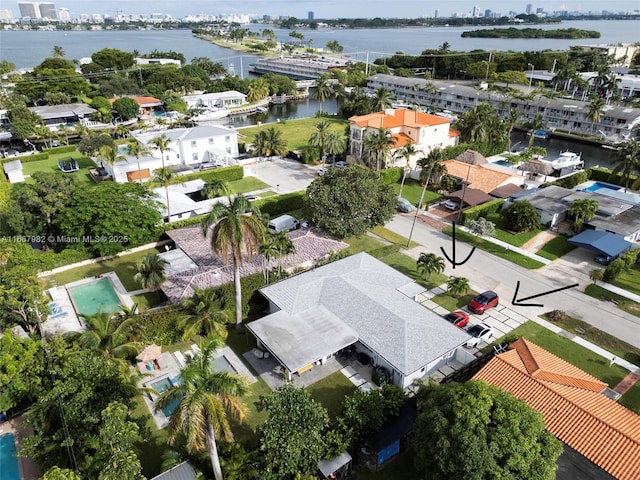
top-left (245, 157), bottom-right (316, 194)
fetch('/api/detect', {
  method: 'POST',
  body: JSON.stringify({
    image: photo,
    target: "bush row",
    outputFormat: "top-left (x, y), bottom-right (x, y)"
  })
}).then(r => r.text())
top-left (176, 165), bottom-right (244, 184)
top-left (43, 145), bottom-right (77, 155)
top-left (0, 152), bottom-right (50, 165)
top-left (603, 249), bottom-right (640, 282)
top-left (543, 170), bottom-right (590, 189)
top-left (212, 271), bottom-right (268, 317)
top-left (461, 198), bottom-right (504, 224)
top-left (254, 191), bottom-right (306, 217)
top-left (589, 167), bottom-right (637, 188)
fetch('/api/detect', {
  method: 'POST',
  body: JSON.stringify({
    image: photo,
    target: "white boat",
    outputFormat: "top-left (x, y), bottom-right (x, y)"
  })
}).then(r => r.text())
top-left (191, 108), bottom-right (230, 122)
top-left (539, 151), bottom-right (584, 171)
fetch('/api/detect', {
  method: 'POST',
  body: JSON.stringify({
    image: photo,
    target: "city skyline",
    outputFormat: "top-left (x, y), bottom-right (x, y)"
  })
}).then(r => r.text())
top-left (6, 0), bottom-right (640, 19)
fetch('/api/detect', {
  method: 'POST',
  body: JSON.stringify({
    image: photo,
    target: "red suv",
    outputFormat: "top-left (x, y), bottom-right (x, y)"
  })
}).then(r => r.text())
top-left (468, 291), bottom-right (499, 314)
top-left (443, 311), bottom-right (470, 328)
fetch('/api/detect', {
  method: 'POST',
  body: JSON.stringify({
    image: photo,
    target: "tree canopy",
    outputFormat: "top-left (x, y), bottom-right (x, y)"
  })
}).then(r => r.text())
top-left (501, 200), bottom-right (541, 232)
top-left (414, 380), bottom-right (562, 480)
top-left (306, 164), bottom-right (396, 238)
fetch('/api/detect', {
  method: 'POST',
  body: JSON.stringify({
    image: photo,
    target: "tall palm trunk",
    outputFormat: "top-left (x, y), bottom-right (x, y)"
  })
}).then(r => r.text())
top-left (136, 155), bottom-right (142, 183)
top-left (165, 184), bottom-right (171, 220)
top-left (398, 159), bottom-right (409, 198)
top-left (233, 252), bottom-right (242, 328)
top-left (206, 423), bottom-right (224, 480)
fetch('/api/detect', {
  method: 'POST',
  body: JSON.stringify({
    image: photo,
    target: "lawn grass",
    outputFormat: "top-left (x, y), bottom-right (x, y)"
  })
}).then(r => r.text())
top-left (344, 235), bottom-right (386, 255)
top-left (487, 321), bottom-right (640, 413)
top-left (536, 235), bottom-right (576, 260)
top-left (131, 394), bottom-right (169, 478)
top-left (46, 247), bottom-right (163, 291)
top-left (370, 226), bottom-right (419, 248)
top-left (237, 117), bottom-right (349, 151)
top-left (392, 179), bottom-right (442, 206)
top-left (584, 284), bottom-right (640, 319)
top-left (258, 190), bottom-right (277, 198)
top-left (307, 371), bottom-right (356, 420)
top-left (130, 292), bottom-right (160, 311)
top-left (22, 152), bottom-right (95, 185)
top-left (486, 213), bottom-right (541, 247)
top-left (442, 226), bottom-right (545, 270)
top-left (229, 176), bottom-right (270, 194)
top-left (430, 291), bottom-right (478, 311)
top-left (612, 265), bottom-right (640, 297)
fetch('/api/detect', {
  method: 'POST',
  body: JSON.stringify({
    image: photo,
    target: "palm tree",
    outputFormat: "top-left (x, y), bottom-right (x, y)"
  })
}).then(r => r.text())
top-left (363, 127), bottom-right (394, 174)
top-left (154, 337), bottom-right (249, 480)
top-left (153, 167), bottom-right (178, 221)
top-left (447, 276), bottom-right (470, 298)
top-left (526, 114), bottom-right (546, 148)
top-left (585, 95), bottom-right (605, 134)
top-left (314, 75), bottom-right (333, 114)
top-left (65, 313), bottom-right (139, 359)
top-left (254, 127), bottom-right (288, 159)
top-left (394, 142), bottom-right (416, 198)
top-left (416, 252), bottom-right (445, 282)
top-left (97, 144), bottom-right (125, 170)
top-left (202, 178), bottom-right (232, 199)
top-left (52, 45), bottom-right (65, 58)
top-left (371, 87), bottom-right (392, 112)
top-left (568, 199), bottom-right (599, 232)
top-left (127, 140), bottom-right (151, 183)
top-left (259, 237), bottom-right (280, 284)
top-left (247, 78), bottom-right (270, 103)
top-left (506, 108), bottom-right (520, 151)
top-left (201, 196), bottom-right (266, 327)
top-left (610, 139), bottom-right (640, 192)
top-left (149, 134), bottom-right (173, 170)
top-left (308, 120), bottom-right (331, 163)
top-left (272, 231), bottom-right (295, 280)
top-left (134, 253), bottom-right (168, 300)
top-left (417, 148), bottom-right (447, 186)
top-left (589, 268), bottom-right (604, 285)
top-left (323, 130), bottom-right (345, 164)
top-left (177, 288), bottom-right (231, 340)
top-left (457, 102), bottom-right (502, 144)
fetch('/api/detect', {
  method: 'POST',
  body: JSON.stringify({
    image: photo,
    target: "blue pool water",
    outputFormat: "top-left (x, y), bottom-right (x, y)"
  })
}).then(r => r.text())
top-left (0, 433), bottom-right (20, 480)
top-left (212, 354), bottom-right (237, 374)
top-left (151, 376), bottom-right (183, 417)
top-left (116, 144), bottom-right (130, 155)
top-left (492, 160), bottom-right (514, 167)
top-left (582, 182), bottom-right (621, 193)
top-left (68, 278), bottom-right (122, 316)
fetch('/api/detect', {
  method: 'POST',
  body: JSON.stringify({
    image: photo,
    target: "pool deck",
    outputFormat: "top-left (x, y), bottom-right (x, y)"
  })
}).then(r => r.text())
top-left (42, 272), bottom-right (134, 336)
top-left (138, 345), bottom-right (257, 429)
top-left (0, 416), bottom-right (40, 480)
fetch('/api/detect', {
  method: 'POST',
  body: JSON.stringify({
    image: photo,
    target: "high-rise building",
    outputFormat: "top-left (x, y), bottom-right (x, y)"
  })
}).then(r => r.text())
top-left (485, 9), bottom-right (492, 18)
top-left (472, 5), bottom-right (481, 17)
top-left (308, 11), bottom-right (314, 20)
top-left (57, 7), bottom-right (70, 21)
top-left (18, 2), bottom-right (57, 20)
top-left (526, 3), bottom-right (533, 14)
top-left (434, 9), bottom-right (438, 18)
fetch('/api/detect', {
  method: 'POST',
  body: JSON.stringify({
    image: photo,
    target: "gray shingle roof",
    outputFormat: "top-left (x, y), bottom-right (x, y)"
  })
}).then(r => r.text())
top-left (256, 253), bottom-right (470, 376)
top-left (151, 462), bottom-right (197, 480)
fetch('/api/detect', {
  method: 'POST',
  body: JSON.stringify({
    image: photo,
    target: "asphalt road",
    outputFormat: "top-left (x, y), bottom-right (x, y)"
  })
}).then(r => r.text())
top-left (387, 214), bottom-right (640, 349)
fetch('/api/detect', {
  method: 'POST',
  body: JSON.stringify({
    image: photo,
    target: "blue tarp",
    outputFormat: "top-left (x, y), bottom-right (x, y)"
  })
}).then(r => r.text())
top-left (568, 230), bottom-right (632, 257)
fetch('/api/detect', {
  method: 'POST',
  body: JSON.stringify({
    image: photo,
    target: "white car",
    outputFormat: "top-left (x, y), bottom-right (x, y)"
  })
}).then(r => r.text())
top-left (443, 199), bottom-right (460, 211)
top-left (465, 322), bottom-right (494, 348)
top-left (317, 167), bottom-right (328, 176)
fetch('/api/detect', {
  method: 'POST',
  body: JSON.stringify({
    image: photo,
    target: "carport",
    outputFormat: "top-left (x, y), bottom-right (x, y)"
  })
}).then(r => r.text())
top-left (446, 188), bottom-right (494, 208)
top-left (568, 230), bottom-right (632, 258)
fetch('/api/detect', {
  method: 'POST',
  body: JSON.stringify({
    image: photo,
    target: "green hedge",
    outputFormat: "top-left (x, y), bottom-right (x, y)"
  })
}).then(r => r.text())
top-left (254, 191), bottom-right (306, 217)
top-left (461, 198), bottom-right (504, 224)
top-left (589, 167), bottom-right (637, 188)
top-left (212, 271), bottom-right (268, 317)
top-left (176, 165), bottom-right (244, 184)
top-left (43, 145), bottom-right (77, 155)
top-left (543, 170), bottom-right (590, 189)
top-left (0, 176), bottom-right (9, 213)
top-left (163, 216), bottom-right (204, 232)
top-left (380, 167), bottom-right (403, 185)
top-left (1, 152), bottom-right (50, 165)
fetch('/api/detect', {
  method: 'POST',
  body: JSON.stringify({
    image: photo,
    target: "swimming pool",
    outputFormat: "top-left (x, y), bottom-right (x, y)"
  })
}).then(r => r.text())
top-left (581, 182), bottom-right (621, 193)
top-left (68, 278), bottom-right (122, 316)
top-left (492, 160), bottom-right (514, 167)
top-left (0, 433), bottom-right (20, 480)
top-left (151, 376), bottom-right (183, 417)
top-left (212, 354), bottom-right (237, 374)
top-left (116, 144), bottom-right (130, 155)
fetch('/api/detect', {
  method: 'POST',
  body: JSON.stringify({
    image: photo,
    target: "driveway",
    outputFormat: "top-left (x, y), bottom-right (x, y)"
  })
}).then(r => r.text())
top-left (245, 157), bottom-right (315, 194)
top-left (386, 214), bottom-right (640, 348)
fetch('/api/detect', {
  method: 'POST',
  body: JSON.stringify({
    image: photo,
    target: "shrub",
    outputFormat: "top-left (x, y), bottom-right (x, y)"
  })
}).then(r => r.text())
top-left (379, 167), bottom-right (403, 185)
top-left (1, 152), bottom-right (50, 165)
top-left (255, 191), bottom-right (306, 217)
top-left (43, 145), bottom-right (76, 155)
top-left (212, 271), bottom-right (267, 317)
top-left (589, 167), bottom-right (637, 188)
top-left (163, 216), bottom-right (204, 231)
top-left (133, 308), bottom-right (183, 345)
top-left (177, 165), bottom-right (244, 184)
top-left (543, 170), bottom-right (590, 189)
top-left (0, 176), bottom-right (9, 213)
top-left (604, 258), bottom-right (627, 282)
top-left (461, 199), bottom-right (503, 224)
top-left (466, 217), bottom-right (496, 237)
top-left (300, 145), bottom-right (320, 164)
top-left (501, 200), bottom-right (540, 232)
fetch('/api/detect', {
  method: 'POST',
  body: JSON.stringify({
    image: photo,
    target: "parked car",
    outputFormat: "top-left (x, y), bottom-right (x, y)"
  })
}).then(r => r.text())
top-left (595, 253), bottom-right (618, 265)
top-left (267, 214), bottom-right (300, 233)
top-left (465, 322), bottom-right (494, 348)
top-left (317, 167), bottom-right (328, 176)
top-left (397, 196), bottom-right (416, 213)
top-left (443, 311), bottom-right (469, 328)
top-left (443, 199), bottom-right (460, 211)
top-left (333, 161), bottom-right (348, 168)
top-left (468, 290), bottom-right (499, 314)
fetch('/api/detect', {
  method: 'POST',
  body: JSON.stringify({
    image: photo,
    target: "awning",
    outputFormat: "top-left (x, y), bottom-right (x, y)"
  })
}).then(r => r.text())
top-left (568, 230), bottom-right (632, 257)
top-left (447, 188), bottom-right (494, 207)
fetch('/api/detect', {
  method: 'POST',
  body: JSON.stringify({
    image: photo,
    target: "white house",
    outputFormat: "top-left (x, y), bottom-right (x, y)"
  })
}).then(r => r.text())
top-left (183, 90), bottom-right (247, 110)
top-left (3, 159), bottom-right (24, 183)
top-left (111, 125), bottom-right (239, 183)
top-left (247, 253), bottom-right (475, 389)
top-left (348, 108), bottom-right (460, 168)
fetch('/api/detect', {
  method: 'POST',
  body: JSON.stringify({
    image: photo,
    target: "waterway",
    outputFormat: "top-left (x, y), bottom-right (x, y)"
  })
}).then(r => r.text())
top-left (0, 19), bottom-right (637, 70)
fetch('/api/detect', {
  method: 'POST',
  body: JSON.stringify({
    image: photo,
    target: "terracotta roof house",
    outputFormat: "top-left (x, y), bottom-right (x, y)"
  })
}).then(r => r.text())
top-left (108, 96), bottom-right (162, 114)
top-left (161, 227), bottom-right (350, 303)
top-left (247, 253), bottom-right (475, 388)
top-left (348, 109), bottom-right (459, 168)
top-left (474, 338), bottom-right (640, 480)
top-left (442, 159), bottom-right (522, 193)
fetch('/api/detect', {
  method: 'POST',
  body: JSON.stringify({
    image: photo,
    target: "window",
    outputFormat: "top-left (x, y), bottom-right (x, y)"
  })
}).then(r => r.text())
top-left (192, 153), bottom-right (198, 161)
top-left (208, 138), bottom-right (214, 144)
top-left (226, 147), bottom-right (231, 154)
top-left (225, 135), bottom-right (230, 142)
top-left (191, 140), bottom-right (197, 147)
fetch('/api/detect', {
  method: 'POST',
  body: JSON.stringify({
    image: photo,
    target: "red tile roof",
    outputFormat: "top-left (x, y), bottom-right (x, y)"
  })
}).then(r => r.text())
top-left (350, 108), bottom-right (451, 129)
top-left (442, 159), bottom-right (518, 193)
top-left (108, 96), bottom-right (161, 106)
top-left (474, 338), bottom-right (640, 480)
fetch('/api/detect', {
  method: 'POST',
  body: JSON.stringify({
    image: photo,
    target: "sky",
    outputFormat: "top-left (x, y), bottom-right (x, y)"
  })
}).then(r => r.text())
top-left (9, 1), bottom-right (640, 19)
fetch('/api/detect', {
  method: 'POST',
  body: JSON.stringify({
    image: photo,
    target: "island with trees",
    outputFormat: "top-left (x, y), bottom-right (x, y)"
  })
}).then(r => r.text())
top-left (461, 27), bottom-right (600, 39)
